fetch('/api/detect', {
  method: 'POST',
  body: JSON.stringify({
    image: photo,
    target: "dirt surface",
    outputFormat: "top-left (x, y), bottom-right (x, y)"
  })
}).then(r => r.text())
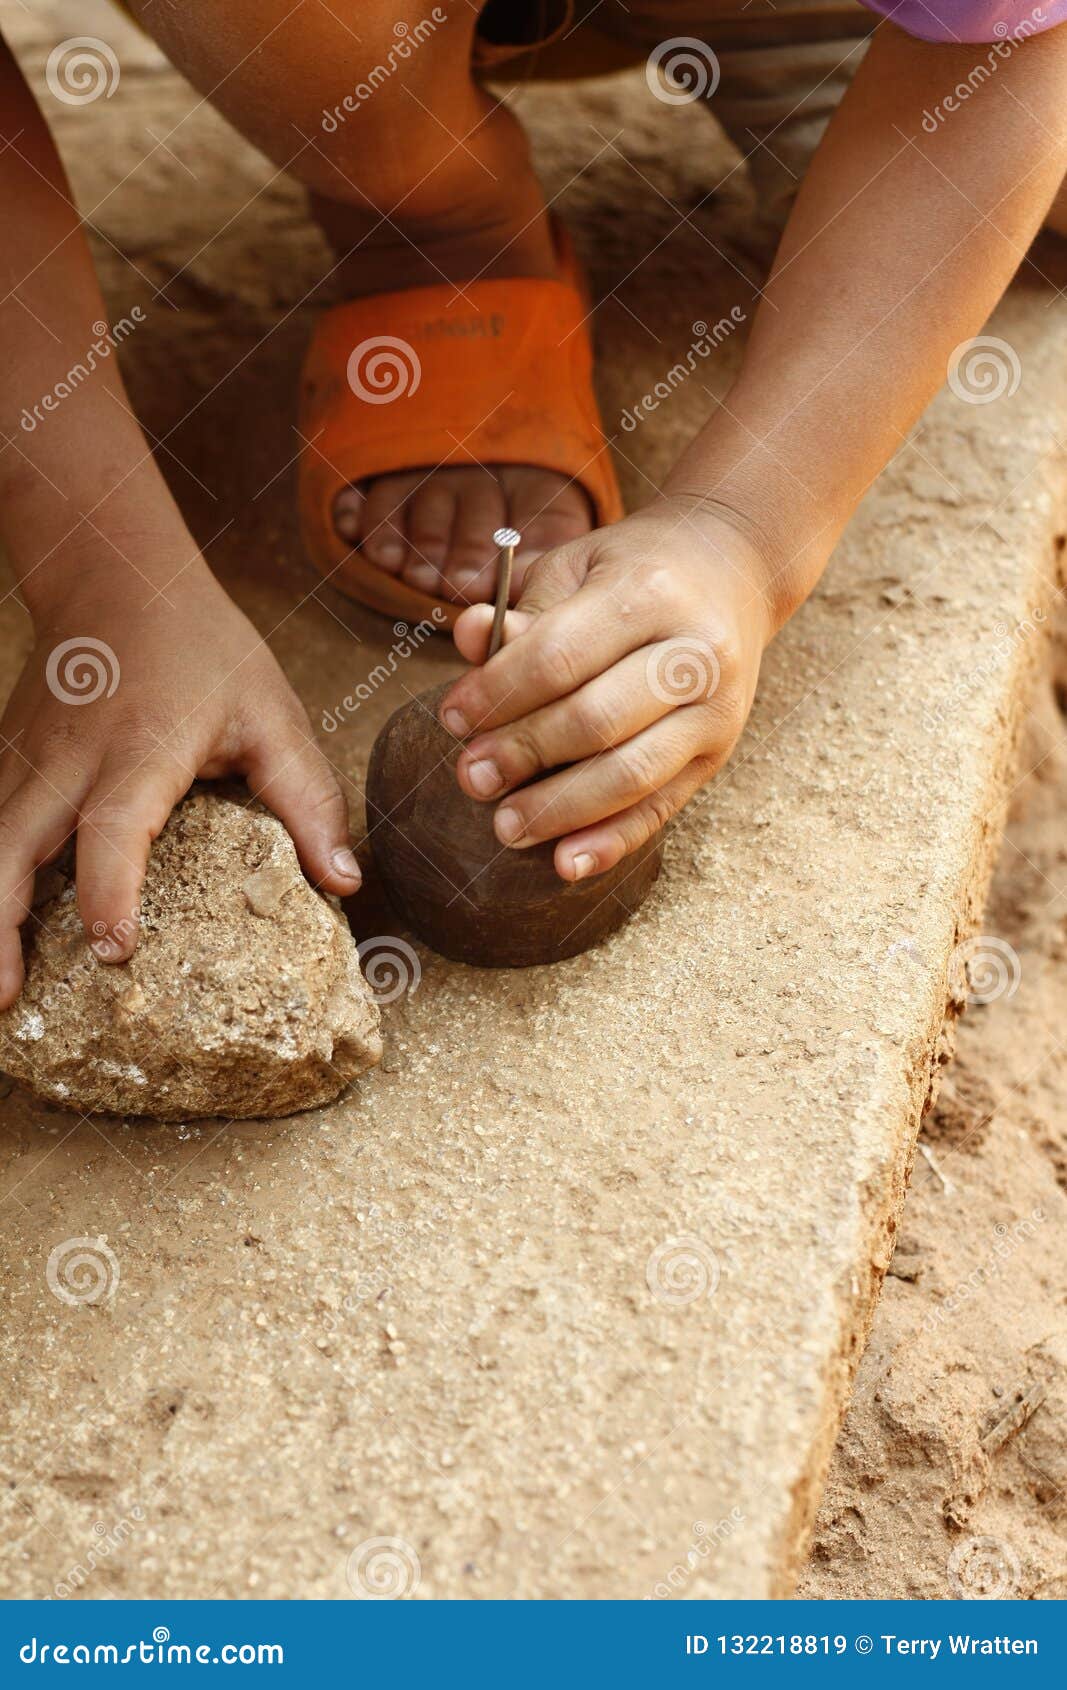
top-left (802, 623), bottom-right (1067, 1601)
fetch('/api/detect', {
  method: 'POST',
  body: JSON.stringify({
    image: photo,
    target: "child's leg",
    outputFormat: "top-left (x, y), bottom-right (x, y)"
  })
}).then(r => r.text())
top-left (587, 0), bottom-right (1067, 250)
top-left (1046, 180), bottom-right (1067, 236)
top-left (123, 0), bottom-right (594, 599)
top-left (575, 0), bottom-right (876, 249)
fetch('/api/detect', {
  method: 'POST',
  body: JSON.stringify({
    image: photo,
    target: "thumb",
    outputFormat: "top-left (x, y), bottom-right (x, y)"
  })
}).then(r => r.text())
top-left (453, 539), bottom-right (594, 665)
top-left (244, 726), bottom-right (361, 896)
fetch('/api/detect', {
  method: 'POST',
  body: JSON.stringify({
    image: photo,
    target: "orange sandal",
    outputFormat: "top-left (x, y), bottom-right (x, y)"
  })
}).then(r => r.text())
top-left (298, 220), bottom-right (622, 629)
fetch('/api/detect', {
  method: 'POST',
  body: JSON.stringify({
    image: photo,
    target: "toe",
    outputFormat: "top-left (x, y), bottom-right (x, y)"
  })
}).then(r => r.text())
top-left (503, 469), bottom-right (594, 594)
top-left (449, 468), bottom-right (509, 602)
top-left (361, 472), bottom-right (420, 573)
top-left (404, 467), bottom-right (505, 603)
top-left (405, 480), bottom-right (456, 576)
top-left (333, 485), bottom-right (364, 543)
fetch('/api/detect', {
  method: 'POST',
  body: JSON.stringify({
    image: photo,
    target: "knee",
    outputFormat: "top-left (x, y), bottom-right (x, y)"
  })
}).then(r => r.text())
top-left (318, 10), bottom-right (455, 137)
top-left (140, 0), bottom-right (480, 212)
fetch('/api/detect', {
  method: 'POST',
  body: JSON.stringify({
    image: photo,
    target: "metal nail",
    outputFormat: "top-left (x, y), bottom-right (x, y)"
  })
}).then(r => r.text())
top-left (489, 526), bottom-right (521, 659)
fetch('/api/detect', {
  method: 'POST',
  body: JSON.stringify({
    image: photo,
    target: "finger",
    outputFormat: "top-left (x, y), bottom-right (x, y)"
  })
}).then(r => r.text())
top-left (455, 646), bottom-right (679, 801)
top-left (444, 550), bottom-right (643, 735)
top-left (490, 709), bottom-right (722, 849)
top-left (0, 781), bottom-right (78, 1007)
top-left (554, 755), bottom-right (715, 882)
top-left (77, 754), bottom-right (195, 959)
top-left (450, 540), bottom-right (592, 668)
top-left (244, 727), bottom-right (361, 896)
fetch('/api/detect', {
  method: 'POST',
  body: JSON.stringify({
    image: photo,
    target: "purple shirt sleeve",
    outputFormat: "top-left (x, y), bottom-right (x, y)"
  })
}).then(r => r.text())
top-left (863, 2), bottom-right (1067, 42)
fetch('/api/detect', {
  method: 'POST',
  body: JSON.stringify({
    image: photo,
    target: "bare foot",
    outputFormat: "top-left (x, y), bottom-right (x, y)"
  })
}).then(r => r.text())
top-left (317, 196), bottom-right (596, 605)
top-left (333, 466), bottom-right (592, 605)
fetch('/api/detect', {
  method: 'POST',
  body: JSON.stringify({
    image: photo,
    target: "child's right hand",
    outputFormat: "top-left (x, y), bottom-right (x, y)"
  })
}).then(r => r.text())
top-left (0, 560), bottom-right (361, 1007)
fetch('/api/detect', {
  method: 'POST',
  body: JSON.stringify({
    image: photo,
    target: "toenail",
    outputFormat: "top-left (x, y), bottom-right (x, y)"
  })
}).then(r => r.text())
top-left (494, 805), bottom-right (525, 845)
top-left (466, 758), bottom-right (502, 797)
top-left (372, 539), bottom-right (404, 563)
top-left (406, 565), bottom-right (439, 591)
top-left (442, 706), bottom-right (471, 739)
top-left (571, 851), bottom-right (597, 880)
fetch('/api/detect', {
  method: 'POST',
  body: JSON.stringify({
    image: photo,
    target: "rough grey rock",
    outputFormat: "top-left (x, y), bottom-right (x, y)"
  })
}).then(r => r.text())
top-left (0, 792), bottom-right (382, 1120)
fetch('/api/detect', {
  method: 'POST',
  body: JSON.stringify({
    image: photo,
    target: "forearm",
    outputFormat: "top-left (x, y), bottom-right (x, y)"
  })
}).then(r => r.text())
top-left (666, 21), bottom-right (1067, 626)
top-left (0, 35), bottom-right (195, 619)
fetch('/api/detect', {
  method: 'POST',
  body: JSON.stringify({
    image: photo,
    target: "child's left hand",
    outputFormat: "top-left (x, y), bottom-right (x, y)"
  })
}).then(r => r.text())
top-left (438, 500), bottom-right (778, 882)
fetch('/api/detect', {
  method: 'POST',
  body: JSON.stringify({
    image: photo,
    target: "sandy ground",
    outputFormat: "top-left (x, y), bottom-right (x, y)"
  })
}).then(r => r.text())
top-left (802, 620), bottom-right (1067, 1600)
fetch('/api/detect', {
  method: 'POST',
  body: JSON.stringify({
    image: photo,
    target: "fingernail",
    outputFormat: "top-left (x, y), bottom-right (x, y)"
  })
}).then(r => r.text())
top-left (466, 757), bottom-right (502, 797)
top-left (571, 851), bottom-right (597, 881)
top-left (442, 706), bottom-right (471, 739)
top-left (372, 540), bottom-right (404, 564)
top-left (332, 846), bottom-right (362, 884)
top-left (91, 926), bottom-right (137, 962)
top-left (495, 806), bottom-right (525, 845)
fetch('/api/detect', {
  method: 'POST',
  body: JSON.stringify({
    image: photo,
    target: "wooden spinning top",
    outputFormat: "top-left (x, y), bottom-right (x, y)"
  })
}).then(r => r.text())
top-left (364, 531), bottom-right (662, 968)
